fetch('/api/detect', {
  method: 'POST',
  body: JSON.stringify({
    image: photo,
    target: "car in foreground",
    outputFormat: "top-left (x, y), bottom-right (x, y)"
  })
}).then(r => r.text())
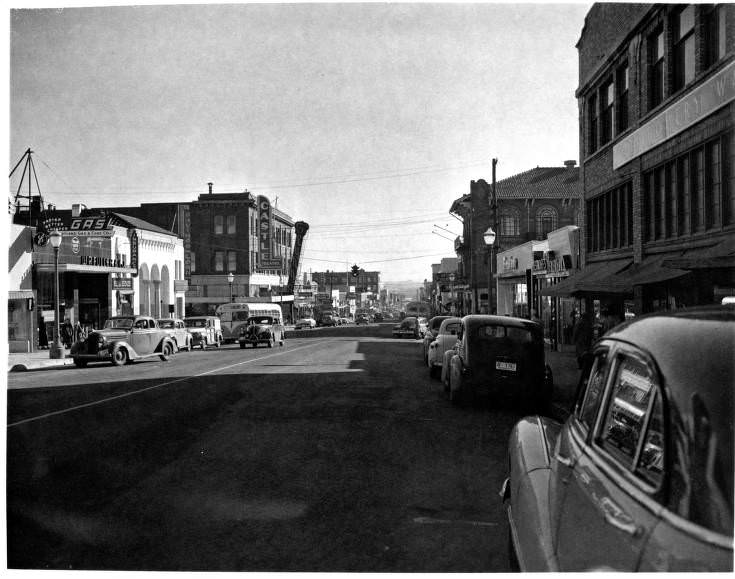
top-left (422, 315), bottom-right (452, 363)
top-left (184, 315), bottom-right (223, 349)
top-left (239, 315), bottom-right (285, 348)
top-left (294, 317), bottom-right (317, 329)
top-left (427, 317), bottom-right (461, 379)
top-left (447, 315), bottom-right (552, 408)
top-left (156, 318), bottom-right (192, 352)
top-left (71, 315), bottom-right (176, 367)
top-left (501, 306), bottom-right (734, 572)
top-left (392, 316), bottom-right (421, 339)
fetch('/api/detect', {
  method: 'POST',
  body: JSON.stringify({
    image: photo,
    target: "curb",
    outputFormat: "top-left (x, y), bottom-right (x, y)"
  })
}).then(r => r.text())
top-left (8, 359), bottom-right (75, 372)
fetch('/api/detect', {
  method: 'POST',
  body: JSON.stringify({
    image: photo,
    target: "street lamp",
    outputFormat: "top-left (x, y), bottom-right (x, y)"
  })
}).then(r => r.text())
top-left (227, 271), bottom-right (235, 303)
top-left (483, 227), bottom-right (496, 315)
top-left (49, 230), bottom-right (64, 359)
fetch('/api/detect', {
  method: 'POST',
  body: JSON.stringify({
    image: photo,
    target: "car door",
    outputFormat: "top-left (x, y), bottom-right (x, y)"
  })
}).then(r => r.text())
top-left (555, 346), bottom-right (664, 570)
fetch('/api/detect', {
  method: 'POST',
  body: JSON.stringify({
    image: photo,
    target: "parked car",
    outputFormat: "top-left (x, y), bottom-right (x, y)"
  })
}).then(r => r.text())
top-left (71, 315), bottom-right (176, 367)
top-left (427, 317), bottom-right (461, 379)
top-left (447, 315), bottom-right (553, 408)
top-left (422, 316), bottom-right (452, 363)
top-left (392, 316), bottom-right (421, 338)
top-left (355, 313), bottom-right (370, 325)
top-left (156, 318), bottom-right (192, 352)
top-left (373, 312), bottom-right (383, 322)
top-left (239, 315), bottom-right (285, 348)
top-left (417, 316), bottom-right (429, 338)
top-left (294, 317), bottom-right (317, 329)
top-left (184, 316), bottom-right (223, 349)
top-left (501, 306), bottom-right (734, 572)
top-left (319, 314), bottom-right (338, 327)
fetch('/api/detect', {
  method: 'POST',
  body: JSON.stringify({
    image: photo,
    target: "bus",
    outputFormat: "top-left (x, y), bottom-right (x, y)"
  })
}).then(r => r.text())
top-left (215, 302), bottom-right (285, 342)
top-left (404, 301), bottom-right (431, 319)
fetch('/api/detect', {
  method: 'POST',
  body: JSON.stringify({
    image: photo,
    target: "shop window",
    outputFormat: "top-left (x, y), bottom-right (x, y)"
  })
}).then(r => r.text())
top-left (704, 5), bottom-right (727, 70)
top-left (215, 251), bottom-right (224, 272)
top-left (600, 78), bottom-right (614, 145)
top-left (616, 63), bottom-right (629, 133)
top-left (227, 214), bottom-right (236, 234)
top-left (648, 27), bottom-right (665, 109)
top-left (214, 215), bottom-right (224, 235)
top-left (673, 5), bottom-right (696, 92)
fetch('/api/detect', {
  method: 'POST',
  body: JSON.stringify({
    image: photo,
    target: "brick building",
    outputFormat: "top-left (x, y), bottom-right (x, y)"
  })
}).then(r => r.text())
top-left (450, 163), bottom-right (583, 315)
top-left (547, 3), bottom-right (735, 316)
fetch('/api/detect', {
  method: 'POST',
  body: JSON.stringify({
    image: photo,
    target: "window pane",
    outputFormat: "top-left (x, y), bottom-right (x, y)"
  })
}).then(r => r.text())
top-left (579, 351), bottom-right (610, 430)
top-left (599, 356), bottom-right (656, 469)
top-left (678, 5), bottom-right (694, 39)
top-left (228, 251), bottom-right (237, 272)
top-left (215, 251), bottom-right (224, 272)
top-left (227, 214), bottom-right (236, 234)
top-left (214, 215), bottom-right (223, 234)
top-left (637, 390), bottom-right (664, 486)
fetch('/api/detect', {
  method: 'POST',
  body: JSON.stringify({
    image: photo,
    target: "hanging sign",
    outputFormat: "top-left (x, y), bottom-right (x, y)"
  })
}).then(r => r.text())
top-left (128, 229), bottom-right (139, 276)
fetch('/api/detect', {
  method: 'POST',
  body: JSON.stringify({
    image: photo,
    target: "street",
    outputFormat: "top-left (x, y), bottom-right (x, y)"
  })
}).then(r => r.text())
top-left (7, 324), bottom-right (523, 571)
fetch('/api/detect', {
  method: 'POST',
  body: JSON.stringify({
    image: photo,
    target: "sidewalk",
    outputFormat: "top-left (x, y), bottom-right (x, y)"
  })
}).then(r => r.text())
top-left (7, 349), bottom-right (76, 372)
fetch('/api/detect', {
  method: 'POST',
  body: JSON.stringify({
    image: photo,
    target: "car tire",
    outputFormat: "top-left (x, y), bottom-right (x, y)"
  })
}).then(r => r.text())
top-left (73, 358), bottom-right (87, 368)
top-left (111, 345), bottom-right (128, 366)
top-left (159, 342), bottom-right (173, 361)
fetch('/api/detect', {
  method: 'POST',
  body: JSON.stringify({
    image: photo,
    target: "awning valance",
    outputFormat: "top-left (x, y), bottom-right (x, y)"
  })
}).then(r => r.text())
top-left (662, 237), bottom-right (735, 270)
top-left (541, 260), bottom-right (632, 297)
top-left (8, 290), bottom-right (35, 300)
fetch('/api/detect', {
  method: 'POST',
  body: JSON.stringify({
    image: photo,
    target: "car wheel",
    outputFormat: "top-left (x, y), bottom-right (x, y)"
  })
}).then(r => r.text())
top-left (73, 358), bottom-right (87, 368)
top-left (111, 345), bottom-right (128, 366)
top-left (159, 342), bottom-right (173, 361)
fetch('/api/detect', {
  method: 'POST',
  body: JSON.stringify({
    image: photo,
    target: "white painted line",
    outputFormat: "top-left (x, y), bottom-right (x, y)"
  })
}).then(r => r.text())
top-left (413, 516), bottom-right (498, 527)
top-left (7, 341), bottom-right (324, 428)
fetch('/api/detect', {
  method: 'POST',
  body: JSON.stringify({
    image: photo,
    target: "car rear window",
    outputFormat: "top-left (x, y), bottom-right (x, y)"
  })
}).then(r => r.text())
top-left (476, 325), bottom-right (533, 343)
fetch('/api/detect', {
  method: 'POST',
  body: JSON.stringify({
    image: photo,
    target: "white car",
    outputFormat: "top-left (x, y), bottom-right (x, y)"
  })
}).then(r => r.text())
top-left (294, 317), bottom-right (317, 329)
top-left (427, 317), bottom-right (461, 379)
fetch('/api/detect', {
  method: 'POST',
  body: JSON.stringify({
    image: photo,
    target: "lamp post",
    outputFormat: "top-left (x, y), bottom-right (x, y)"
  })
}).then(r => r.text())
top-left (483, 227), bottom-right (496, 315)
top-left (49, 230), bottom-right (64, 359)
top-left (448, 273), bottom-right (455, 315)
top-left (227, 271), bottom-right (234, 303)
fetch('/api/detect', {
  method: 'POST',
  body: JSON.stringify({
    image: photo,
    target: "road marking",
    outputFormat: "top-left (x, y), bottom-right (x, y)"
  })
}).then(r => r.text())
top-left (413, 516), bottom-right (498, 527)
top-left (7, 341), bottom-right (324, 428)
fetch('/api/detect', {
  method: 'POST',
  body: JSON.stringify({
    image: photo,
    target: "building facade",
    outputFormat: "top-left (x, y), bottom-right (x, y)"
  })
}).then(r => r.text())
top-left (450, 163), bottom-right (583, 315)
top-left (567, 3), bottom-right (735, 316)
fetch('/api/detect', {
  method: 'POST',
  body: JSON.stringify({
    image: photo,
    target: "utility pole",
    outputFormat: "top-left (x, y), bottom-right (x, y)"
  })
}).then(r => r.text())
top-left (491, 158), bottom-right (498, 315)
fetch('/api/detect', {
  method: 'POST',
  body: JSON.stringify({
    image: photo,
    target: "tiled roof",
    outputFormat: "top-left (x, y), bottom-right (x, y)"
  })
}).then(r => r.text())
top-left (495, 166), bottom-right (581, 199)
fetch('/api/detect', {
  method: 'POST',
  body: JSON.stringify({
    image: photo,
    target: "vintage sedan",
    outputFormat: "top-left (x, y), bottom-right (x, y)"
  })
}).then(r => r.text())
top-left (71, 315), bottom-right (176, 367)
top-left (422, 315), bottom-right (452, 363)
top-left (239, 315), bottom-right (285, 348)
top-left (447, 315), bottom-right (553, 409)
top-left (427, 317), bottom-right (461, 379)
top-left (156, 318), bottom-right (192, 352)
top-left (184, 316), bottom-right (223, 349)
top-left (294, 317), bottom-right (317, 330)
top-left (501, 306), bottom-right (734, 572)
top-left (392, 316), bottom-right (421, 339)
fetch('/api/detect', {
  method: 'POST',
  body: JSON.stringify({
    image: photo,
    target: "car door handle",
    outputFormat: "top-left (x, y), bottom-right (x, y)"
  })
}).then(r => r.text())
top-left (601, 498), bottom-right (642, 537)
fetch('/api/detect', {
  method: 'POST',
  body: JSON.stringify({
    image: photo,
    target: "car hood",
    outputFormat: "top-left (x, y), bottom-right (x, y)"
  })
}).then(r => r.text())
top-left (90, 328), bottom-right (129, 341)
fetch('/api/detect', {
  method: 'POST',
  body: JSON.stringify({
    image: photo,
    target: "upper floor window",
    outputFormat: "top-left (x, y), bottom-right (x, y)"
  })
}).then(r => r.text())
top-left (648, 27), bottom-right (665, 109)
top-left (227, 214), bottom-right (236, 235)
top-left (214, 251), bottom-right (224, 272)
top-left (616, 63), bottom-right (629, 133)
top-left (190, 251), bottom-right (196, 273)
top-left (500, 209), bottom-right (520, 236)
top-left (536, 206), bottom-right (558, 238)
top-left (214, 215), bottom-right (224, 235)
top-left (600, 78), bottom-right (614, 145)
top-left (704, 4), bottom-right (727, 69)
top-left (588, 93), bottom-right (599, 154)
top-left (673, 5), bottom-right (696, 92)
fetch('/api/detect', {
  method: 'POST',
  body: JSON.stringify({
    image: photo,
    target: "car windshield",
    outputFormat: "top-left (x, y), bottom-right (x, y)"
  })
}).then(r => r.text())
top-left (234, 311), bottom-right (251, 321)
top-left (157, 320), bottom-right (174, 329)
top-left (185, 319), bottom-right (206, 328)
top-left (104, 318), bottom-right (134, 329)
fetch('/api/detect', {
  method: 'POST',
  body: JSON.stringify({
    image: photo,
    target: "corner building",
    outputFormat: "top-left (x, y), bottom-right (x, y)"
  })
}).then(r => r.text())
top-left (575, 3), bottom-right (734, 314)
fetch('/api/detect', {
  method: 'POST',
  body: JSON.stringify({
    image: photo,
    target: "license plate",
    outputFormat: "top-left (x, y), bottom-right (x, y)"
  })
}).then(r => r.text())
top-left (496, 361), bottom-right (517, 372)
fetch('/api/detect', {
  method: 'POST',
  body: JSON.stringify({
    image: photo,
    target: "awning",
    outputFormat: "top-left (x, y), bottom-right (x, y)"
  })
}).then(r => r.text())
top-left (541, 260), bottom-right (632, 297)
top-left (616, 254), bottom-right (690, 286)
top-left (8, 290), bottom-right (34, 300)
top-left (662, 237), bottom-right (735, 270)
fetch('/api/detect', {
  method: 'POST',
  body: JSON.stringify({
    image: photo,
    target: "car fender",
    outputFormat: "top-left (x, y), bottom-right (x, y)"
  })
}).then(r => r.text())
top-left (505, 416), bottom-right (564, 572)
top-left (106, 339), bottom-right (141, 359)
top-left (156, 337), bottom-right (175, 353)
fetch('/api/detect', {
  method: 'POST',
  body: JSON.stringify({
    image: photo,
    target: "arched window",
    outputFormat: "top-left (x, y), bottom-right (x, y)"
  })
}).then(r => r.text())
top-left (536, 206), bottom-right (558, 238)
top-left (500, 208), bottom-right (521, 236)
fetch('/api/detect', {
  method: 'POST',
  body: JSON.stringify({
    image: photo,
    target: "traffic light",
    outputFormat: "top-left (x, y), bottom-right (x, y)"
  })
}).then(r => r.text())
top-left (351, 264), bottom-right (359, 278)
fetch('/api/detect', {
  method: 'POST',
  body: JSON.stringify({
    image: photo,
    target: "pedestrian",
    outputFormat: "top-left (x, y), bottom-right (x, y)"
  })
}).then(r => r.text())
top-left (573, 312), bottom-right (593, 369)
top-left (73, 320), bottom-right (86, 343)
top-left (61, 318), bottom-right (73, 348)
top-left (38, 316), bottom-right (48, 349)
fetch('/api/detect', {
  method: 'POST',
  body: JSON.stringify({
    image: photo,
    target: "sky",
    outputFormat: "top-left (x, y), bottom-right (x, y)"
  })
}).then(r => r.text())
top-left (8, 1), bottom-right (591, 284)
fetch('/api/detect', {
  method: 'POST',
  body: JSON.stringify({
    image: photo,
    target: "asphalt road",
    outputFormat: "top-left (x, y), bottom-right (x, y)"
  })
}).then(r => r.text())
top-left (7, 323), bottom-right (525, 571)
